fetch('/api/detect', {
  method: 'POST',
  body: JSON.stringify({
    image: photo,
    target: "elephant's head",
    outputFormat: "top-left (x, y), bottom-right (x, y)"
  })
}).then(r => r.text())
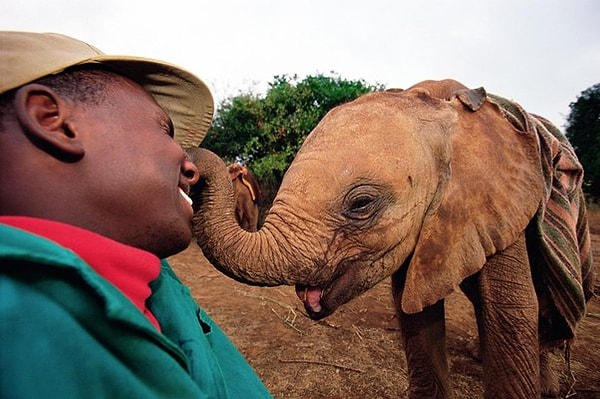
top-left (189, 79), bottom-right (543, 319)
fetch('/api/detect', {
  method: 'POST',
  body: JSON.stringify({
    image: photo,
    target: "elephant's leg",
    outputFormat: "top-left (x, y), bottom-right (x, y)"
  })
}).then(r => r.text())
top-left (392, 273), bottom-right (452, 399)
top-left (459, 276), bottom-right (482, 362)
top-left (474, 233), bottom-right (540, 398)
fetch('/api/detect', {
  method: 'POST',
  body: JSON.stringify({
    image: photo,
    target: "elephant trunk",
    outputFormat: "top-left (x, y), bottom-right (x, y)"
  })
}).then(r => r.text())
top-left (188, 148), bottom-right (308, 286)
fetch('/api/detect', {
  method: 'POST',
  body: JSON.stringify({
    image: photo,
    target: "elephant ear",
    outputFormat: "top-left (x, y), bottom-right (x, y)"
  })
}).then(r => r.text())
top-left (408, 79), bottom-right (486, 111)
top-left (228, 163), bottom-right (244, 181)
top-left (400, 91), bottom-right (544, 314)
top-left (453, 87), bottom-right (486, 111)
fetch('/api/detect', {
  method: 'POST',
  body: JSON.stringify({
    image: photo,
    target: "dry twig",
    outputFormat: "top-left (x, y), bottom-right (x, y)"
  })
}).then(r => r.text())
top-left (586, 312), bottom-right (600, 320)
top-left (271, 308), bottom-right (303, 334)
top-left (196, 272), bottom-right (222, 279)
top-left (235, 289), bottom-right (304, 333)
top-left (352, 324), bottom-right (365, 341)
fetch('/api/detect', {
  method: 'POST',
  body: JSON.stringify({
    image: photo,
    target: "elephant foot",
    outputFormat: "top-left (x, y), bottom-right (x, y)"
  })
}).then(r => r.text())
top-left (540, 344), bottom-right (563, 398)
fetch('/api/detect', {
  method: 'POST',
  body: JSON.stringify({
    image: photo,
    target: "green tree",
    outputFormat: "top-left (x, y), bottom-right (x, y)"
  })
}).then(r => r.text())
top-left (565, 83), bottom-right (600, 199)
top-left (203, 73), bottom-right (383, 210)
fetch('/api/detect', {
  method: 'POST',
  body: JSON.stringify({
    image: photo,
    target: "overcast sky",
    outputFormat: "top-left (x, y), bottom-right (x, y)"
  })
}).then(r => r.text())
top-left (3, 0), bottom-right (599, 128)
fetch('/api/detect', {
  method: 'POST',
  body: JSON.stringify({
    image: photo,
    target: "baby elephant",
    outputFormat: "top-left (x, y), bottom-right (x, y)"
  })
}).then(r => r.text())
top-left (190, 79), bottom-right (595, 398)
top-left (227, 162), bottom-right (263, 232)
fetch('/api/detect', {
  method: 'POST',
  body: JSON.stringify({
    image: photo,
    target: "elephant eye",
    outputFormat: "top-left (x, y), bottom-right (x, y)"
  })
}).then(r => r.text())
top-left (342, 186), bottom-right (381, 221)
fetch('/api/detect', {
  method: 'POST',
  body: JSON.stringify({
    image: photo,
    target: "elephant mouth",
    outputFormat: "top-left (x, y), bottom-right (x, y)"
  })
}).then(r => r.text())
top-left (295, 285), bottom-right (326, 319)
top-left (295, 264), bottom-right (371, 321)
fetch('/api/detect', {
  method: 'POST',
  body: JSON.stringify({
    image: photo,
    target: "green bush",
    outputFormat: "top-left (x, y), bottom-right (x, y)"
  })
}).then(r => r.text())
top-left (565, 83), bottom-right (600, 200)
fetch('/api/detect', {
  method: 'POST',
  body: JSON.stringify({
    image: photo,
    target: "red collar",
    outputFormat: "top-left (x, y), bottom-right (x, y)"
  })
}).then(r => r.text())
top-left (0, 216), bottom-right (162, 331)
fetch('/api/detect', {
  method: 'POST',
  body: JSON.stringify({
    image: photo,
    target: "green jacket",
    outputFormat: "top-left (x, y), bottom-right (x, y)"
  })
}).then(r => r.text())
top-left (0, 224), bottom-right (273, 398)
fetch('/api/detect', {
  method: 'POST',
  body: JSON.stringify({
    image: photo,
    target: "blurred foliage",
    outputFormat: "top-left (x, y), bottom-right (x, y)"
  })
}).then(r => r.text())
top-left (565, 83), bottom-right (600, 200)
top-left (202, 73), bottom-right (383, 212)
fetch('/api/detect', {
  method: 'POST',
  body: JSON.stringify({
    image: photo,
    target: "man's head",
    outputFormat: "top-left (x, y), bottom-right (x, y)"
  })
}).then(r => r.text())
top-left (1, 31), bottom-right (214, 148)
top-left (0, 31), bottom-right (214, 258)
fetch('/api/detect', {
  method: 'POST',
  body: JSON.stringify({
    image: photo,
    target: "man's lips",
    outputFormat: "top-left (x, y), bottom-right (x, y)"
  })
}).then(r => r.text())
top-left (296, 285), bottom-right (323, 314)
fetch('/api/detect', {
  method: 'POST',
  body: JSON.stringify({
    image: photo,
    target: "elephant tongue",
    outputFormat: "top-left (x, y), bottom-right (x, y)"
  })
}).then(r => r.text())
top-left (296, 285), bottom-right (322, 313)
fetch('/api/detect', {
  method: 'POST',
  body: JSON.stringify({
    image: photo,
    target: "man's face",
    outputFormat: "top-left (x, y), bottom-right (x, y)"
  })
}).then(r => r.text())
top-left (76, 76), bottom-right (197, 258)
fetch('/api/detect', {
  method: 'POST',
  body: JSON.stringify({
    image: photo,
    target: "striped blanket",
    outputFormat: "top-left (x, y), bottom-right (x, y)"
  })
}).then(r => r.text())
top-left (489, 94), bottom-right (595, 341)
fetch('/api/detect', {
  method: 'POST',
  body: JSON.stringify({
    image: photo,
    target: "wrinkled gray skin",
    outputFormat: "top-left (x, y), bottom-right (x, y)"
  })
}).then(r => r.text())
top-left (188, 79), bottom-right (592, 399)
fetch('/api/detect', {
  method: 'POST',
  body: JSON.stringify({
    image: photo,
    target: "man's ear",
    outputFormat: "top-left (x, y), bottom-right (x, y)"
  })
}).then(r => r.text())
top-left (13, 83), bottom-right (84, 160)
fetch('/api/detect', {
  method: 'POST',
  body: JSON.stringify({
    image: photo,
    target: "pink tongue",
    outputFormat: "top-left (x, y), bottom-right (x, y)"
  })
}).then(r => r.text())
top-left (302, 287), bottom-right (322, 313)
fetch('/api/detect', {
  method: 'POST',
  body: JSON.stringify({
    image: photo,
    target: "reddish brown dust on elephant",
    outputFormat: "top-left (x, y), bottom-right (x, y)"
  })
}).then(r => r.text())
top-left (170, 206), bottom-right (600, 399)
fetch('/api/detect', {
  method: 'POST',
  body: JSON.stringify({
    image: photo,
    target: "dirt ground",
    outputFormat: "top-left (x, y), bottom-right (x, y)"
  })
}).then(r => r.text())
top-left (169, 207), bottom-right (600, 399)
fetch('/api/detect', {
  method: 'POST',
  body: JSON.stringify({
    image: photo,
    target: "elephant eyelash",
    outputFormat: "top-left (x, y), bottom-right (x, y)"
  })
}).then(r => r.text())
top-left (342, 185), bottom-right (389, 222)
top-left (346, 196), bottom-right (376, 217)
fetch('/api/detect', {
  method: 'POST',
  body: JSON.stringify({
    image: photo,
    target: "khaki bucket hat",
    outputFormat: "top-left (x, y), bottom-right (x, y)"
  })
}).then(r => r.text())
top-left (0, 31), bottom-right (214, 148)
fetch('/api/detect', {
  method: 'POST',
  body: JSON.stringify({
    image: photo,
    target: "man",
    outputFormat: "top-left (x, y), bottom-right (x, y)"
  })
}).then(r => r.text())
top-left (0, 31), bottom-right (272, 398)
